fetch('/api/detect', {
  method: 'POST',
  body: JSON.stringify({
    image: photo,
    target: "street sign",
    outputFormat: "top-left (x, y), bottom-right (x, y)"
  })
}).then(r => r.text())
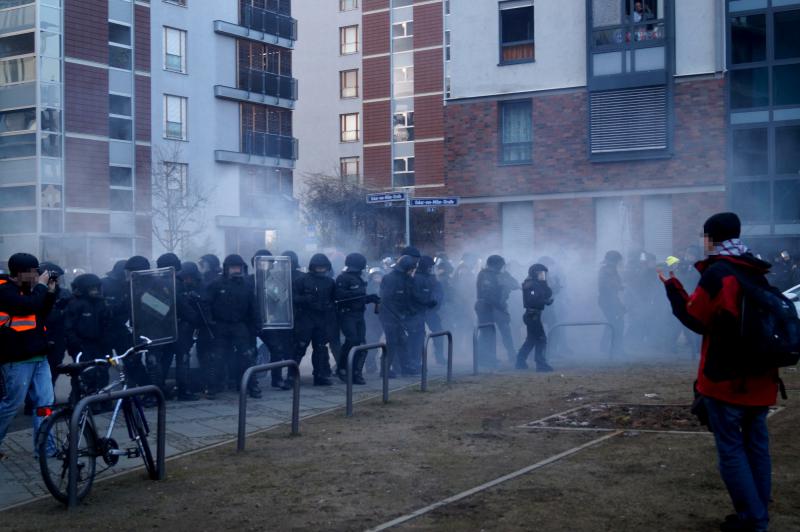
top-left (409, 197), bottom-right (460, 207)
top-left (366, 192), bottom-right (407, 204)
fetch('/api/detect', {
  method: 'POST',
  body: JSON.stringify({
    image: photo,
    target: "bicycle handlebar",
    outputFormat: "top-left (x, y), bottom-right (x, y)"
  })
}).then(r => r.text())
top-left (74, 336), bottom-right (153, 367)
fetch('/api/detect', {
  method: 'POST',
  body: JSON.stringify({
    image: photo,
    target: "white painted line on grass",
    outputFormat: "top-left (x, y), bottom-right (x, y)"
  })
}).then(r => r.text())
top-left (364, 430), bottom-right (623, 532)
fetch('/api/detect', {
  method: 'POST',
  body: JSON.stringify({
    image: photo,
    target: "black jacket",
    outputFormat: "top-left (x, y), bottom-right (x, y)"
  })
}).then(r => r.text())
top-left (0, 275), bottom-right (56, 363)
top-left (207, 275), bottom-right (256, 328)
top-left (413, 271), bottom-right (443, 313)
top-left (521, 278), bottom-right (553, 311)
top-left (294, 271), bottom-right (336, 315)
top-left (64, 296), bottom-right (109, 357)
top-left (380, 269), bottom-right (416, 321)
top-left (476, 269), bottom-right (517, 312)
top-left (335, 271), bottom-right (369, 313)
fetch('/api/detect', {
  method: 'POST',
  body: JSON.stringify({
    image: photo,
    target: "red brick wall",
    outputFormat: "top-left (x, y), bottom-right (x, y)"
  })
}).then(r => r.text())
top-left (65, 63), bottom-right (108, 136)
top-left (135, 145), bottom-right (151, 212)
top-left (65, 137), bottom-right (109, 209)
top-left (363, 10), bottom-right (389, 56)
top-left (135, 75), bottom-right (151, 142)
top-left (364, 145), bottom-right (391, 189)
top-left (413, 2), bottom-right (443, 49)
top-left (363, 100), bottom-right (390, 144)
top-left (134, 3), bottom-right (150, 72)
top-left (414, 94), bottom-right (443, 140)
top-left (444, 202), bottom-right (501, 254)
top-left (414, 141), bottom-right (444, 187)
top-left (442, 78), bottom-right (728, 256)
top-left (363, 0), bottom-right (389, 11)
top-left (363, 55), bottom-right (390, 100)
top-left (414, 48), bottom-right (443, 94)
top-left (64, 0), bottom-right (108, 64)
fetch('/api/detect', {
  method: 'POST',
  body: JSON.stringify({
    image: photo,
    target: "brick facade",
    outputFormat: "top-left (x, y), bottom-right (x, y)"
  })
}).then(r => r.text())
top-left (64, 137), bottom-right (109, 209)
top-left (443, 77), bottom-right (728, 257)
top-left (64, 63), bottom-right (108, 136)
top-left (64, 0), bottom-right (108, 64)
top-left (135, 74), bottom-right (151, 142)
top-left (134, 3), bottom-right (151, 72)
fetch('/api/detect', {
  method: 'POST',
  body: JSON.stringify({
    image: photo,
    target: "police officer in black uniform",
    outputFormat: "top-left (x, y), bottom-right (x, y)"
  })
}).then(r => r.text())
top-left (206, 254), bottom-right (261, 399)
top-left (335, 253), bottom-right (380, 384)
top-left (293, 253), bottom-right (336, 386)
top-left (515, 264), bottom-right (554, 372)
top-left (64, 273), bottom-right (110, 393)
top-left (379, 254), bottom-right (421, 376)
top-left (411, 256), bottom-right (444, 365)
top-left (474, 255), bottom-right (518, 366)
top-left (280, 250), bottom-right (304, 388)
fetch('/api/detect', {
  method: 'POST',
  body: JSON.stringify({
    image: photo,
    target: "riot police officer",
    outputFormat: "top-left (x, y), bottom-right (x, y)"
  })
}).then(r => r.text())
top-left (335, 253), bottom-right (380, 384)
top-left (379, 254), bottom-right (421, 376)
top-left (412, 256), bottom-right (445, 365)
top-left (515, 264), bottom-right (554, 372)
top-left (474, 255), bottom-right (518, 366)
top-left (293, 253), bottom-right (336, 386)
top-left (206, 254), bottom-right (261, 399)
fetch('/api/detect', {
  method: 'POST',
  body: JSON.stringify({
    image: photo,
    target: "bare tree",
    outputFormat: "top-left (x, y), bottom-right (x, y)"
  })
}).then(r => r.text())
top-left (151, 143), bottom-right (211, 255)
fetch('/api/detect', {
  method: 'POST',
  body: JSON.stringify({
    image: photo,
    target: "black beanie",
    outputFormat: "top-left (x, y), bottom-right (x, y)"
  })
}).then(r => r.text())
top-left (703, 212), bottom-right (741, 244)
top-left (8, 253), bottom-right (39, 276)
top-left (400, 246), bottom-right (421, 258)
top-left (156, 252), bottom-right (182, 271)
top-left (125, 255), bottom-right (151, 272)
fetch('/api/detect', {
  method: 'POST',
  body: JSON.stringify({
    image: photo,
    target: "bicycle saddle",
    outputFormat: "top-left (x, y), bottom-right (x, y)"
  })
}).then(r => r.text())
top-left (55, 361), bottom-right (95, 377)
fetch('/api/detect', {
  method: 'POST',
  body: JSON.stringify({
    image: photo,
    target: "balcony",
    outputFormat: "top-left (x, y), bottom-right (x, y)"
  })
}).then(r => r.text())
top-left (214, 67), bottom-right (297, 109)
top-left (215, 130), bottom-right (297, 169)
top-left (215, 4), bottom-right (296, 50)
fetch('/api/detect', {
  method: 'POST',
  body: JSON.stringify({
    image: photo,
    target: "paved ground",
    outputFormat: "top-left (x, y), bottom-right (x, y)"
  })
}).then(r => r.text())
top-left (0, 359), bottom-right (450, 510)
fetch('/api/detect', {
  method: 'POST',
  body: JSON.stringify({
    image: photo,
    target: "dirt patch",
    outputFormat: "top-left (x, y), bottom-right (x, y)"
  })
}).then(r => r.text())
top-left (526, 403), bottom-right (707, 432)
top-left (1, 361), bottom-right (798, 532)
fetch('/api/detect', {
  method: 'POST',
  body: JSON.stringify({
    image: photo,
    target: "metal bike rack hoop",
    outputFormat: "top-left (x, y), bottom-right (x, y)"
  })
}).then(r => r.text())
top-left (238, 360), bottom-right (300, 451)
top-left (346, 343), bottom-right (389, 417)
top-left (472, 322), bottom-right (497, 376)
top-left (68, 385), bottom-right (166, 509)
top-left (547, 321), bottom-right (615, 358)
top-left (422, 330), bottom-right (454, 391)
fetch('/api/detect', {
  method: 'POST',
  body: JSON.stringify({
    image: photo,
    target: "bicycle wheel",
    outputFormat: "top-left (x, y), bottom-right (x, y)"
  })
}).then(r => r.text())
top-left (123, 398), bottom-right (157, 479)
top-left (37, 408), bottom-right (97, 504)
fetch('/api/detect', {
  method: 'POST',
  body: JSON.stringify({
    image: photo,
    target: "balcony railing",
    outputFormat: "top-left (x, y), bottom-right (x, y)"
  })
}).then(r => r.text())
top-left (238, 67), bottom-right (297, 101)
top-left (241, 130), bottom-right (297, 161)
top-left (240, 5), bottom-right (297, 41)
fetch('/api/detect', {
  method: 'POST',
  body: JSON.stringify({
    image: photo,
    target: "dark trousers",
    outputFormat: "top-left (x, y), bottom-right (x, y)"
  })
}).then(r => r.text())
top-left (475, 304), bottom-right (516, 365)
top-left (705, 397), bottom-right (771, 530)
top-left (294, 313), bottom-right (332, 378)
top-left (517, 311), bottom-right (547, 367)
top-left (425, 310), bottom-right (445, 363)
top-left (259, 329), bottom-right (291, 383)
top-left (211, 322), bottom-right (255, 393)
top-left (599, 303), bottom-right (625, 355)
top-left (380, 316), bottom-right (408, 374)
top-left (338, 312), bottom-right (367, 375)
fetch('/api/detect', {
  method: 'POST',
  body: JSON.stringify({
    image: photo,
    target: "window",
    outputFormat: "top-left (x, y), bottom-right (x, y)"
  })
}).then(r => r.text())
top-left (393, 156), bottom-right (414, 187)
top-left (340, 25), bottom-right (358, 55)
top-left (393, 65), bottom-right (413, 97)
top-left (0, 32), bottom-right (34, 59)
top-left (339, 69), bottom-right (358, 98)
top-left (0, 132), bottom-right (35, 159)
top-left (393, 110), bottom-right (414, 142)
top-left (499, 1), bottom-right (534, 65)
top-left (109, 22), bottom-right (132, 70)
top-left (164, 0), bottom-right (187, 5)
top-left (776, 126), bottom-right (800, 176)
top-left (774, 10), bottom-right (800, 60)
top-left (0, 107), bottom-right (36, 133)
top-left (110, 94), bottom-right (132, 116)
top-left (340, 0), bottom-right (357, 11)
top-left (0, 55), bottom-right (35, 85)
top-left (110, 166), bottom-right (133, 187)
top-left (164, 94), bottom-right (187, 140)
top-left (445, 30), bottom-right (451, 61)
top-left (732, 128), bottom-right (767, 177)
top-left (731, 14), bottom-right (766, 65)
top-left (340, 113), bottom-right (359, 142)
top-left (340, 156), bottom-right (360, 182)
top-left (393, 20), bottom-right (413, 52)
top-left (500, 100), bottom-right (532, 163)
top-left (164, 161), bottom-right (188, 203)
top-left (730, 67), bottom-right (769, 109)
top-left (109, 189), bottom-right (133, 211)
top-left (164, 27), bottom-right (187, 73)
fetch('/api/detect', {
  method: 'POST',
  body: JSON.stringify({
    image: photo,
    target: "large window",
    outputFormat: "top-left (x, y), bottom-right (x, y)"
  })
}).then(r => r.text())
top-left (164, 161), bottom-right (189, 204)
top-left (393, 110), bottom-right (414, 142)
top-left (109, 94), bottom-right (132, 141)
top-left (0, 55), bottom-right (34, 85)
top-left (164, 94), bottom-right (187, 140)
top-left (109, 22), bottom-right (132, 70)
top-left (164, 27), bottom-right (187, 73)
top-left (500, 100), bottom-right (532, 163)
top-left (340, 113), bottom-right (359, 142)
top-left (340, 69), bottom-right (358, 98)
top-left (340, 25), bottom-right (358, 55)
top-left (109, 165), bottom-right (133, 212)
top-left (340, 156), bottom-right (360, 182)
top-left (393, 20), bottom-right (413, 52)
top-left (0, 32), bottom-right (34, 59)
top-left (393, 156), bottom-right (414, 187)
top-left (340, 0), bottom-right (357, 11)
top-left (499, 1), bottom-right (534, 65)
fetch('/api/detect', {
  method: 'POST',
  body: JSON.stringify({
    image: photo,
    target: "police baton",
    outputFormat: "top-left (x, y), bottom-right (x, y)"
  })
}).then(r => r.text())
top-left (192, 299), bottom-right (216, 340)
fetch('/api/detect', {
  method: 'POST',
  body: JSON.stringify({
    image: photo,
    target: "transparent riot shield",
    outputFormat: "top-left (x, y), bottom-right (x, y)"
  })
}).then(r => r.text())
top-left (130, 267), bottom-right (177, 346)
top-left (255, 255), bottom-right (293, 330)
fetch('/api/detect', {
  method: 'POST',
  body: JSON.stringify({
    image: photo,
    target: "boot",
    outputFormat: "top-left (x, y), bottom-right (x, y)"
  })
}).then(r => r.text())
top-left (536, 363), bottom-right (554, 373)
top-left (248, 378), bottom-right (262, 399)
top-left (515, 357), bottom-right (529, 370)
top-left (353, 352), bottom-right (367, 385)
top-left (313, 375), bottom-right (333, 386)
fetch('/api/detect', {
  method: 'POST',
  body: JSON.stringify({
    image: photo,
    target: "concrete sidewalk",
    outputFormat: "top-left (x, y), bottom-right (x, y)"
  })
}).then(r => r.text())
top-left (0, 363), bottom-right (457, 510)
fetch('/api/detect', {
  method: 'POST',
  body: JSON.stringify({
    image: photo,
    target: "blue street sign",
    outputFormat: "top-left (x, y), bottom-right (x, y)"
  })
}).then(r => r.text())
top-left (409, 197), bottom-right (460, 207)
top-left (366, 192), bottom-right (407, 204)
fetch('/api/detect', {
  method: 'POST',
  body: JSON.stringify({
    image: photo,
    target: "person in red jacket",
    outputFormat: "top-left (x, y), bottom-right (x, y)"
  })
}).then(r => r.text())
top-left (661, 212), bottom-right (777, 532)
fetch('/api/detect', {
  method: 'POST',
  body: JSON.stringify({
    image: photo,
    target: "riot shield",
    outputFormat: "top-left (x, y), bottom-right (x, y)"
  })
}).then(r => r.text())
top-left (255, 255), bottom-right (293, 330)
top-left (130, 267), bottom-right (177, 346)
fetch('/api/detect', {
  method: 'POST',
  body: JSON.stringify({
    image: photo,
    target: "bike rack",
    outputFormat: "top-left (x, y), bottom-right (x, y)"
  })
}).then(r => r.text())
top-left (346, 343), bottom-right (389, 417)
top-left (421, 331), bottom-right (454, 391)
top-left (238, 360), bottom-right (300, 451)
top-left (472, 322), bottom-right (497, 375)
top-left (547, 321), bottom-right (615, 358)
top-left (68, 385), bottom-right (166, 509)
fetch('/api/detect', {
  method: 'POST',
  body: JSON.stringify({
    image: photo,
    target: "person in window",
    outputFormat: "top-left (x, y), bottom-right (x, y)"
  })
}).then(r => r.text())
top-left (632, 1), bottom-right (654, 23)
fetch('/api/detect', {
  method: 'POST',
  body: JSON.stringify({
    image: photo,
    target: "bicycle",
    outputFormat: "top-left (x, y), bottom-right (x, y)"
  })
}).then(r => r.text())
top-left (35, 337), bottom-right (157, 504)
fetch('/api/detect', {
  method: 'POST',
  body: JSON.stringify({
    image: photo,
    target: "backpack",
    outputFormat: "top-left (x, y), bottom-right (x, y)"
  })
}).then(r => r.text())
top-left (724, 263), bottom-right (800, 374)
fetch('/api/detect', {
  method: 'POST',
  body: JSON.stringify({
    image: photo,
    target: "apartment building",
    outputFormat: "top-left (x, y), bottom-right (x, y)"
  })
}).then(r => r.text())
top-left (293, 0), bottom-right (362, 191)
top-left (440, 0), bottom-right (720, 262)
top-left (0, 0), bottom-right (151, 270)
top-left (150, 0), bottom-right (298, 258)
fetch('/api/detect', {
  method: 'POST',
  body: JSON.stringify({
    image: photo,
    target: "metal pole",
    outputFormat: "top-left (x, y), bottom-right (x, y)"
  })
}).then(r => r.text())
top-left (237, 366), bottom-right (252, 452)
top-left (421, 334), bottom-right (429, 392)
top-left (346, 347), bottom-right (356, 417)
top-left (405, 194), bottom-right (411, 247)
top-left (382, 345), bottom-right (389, 404)
top-left (472, 327), bottom-right (479, 376)
top-left (238, 360), bottom-right (300, 451)
top-left (291, 371), bottom-right (300, 435)
top-left (423, 331), bottom-right (453, 391)
top-left (446, 331), bottom-right (453, 384)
